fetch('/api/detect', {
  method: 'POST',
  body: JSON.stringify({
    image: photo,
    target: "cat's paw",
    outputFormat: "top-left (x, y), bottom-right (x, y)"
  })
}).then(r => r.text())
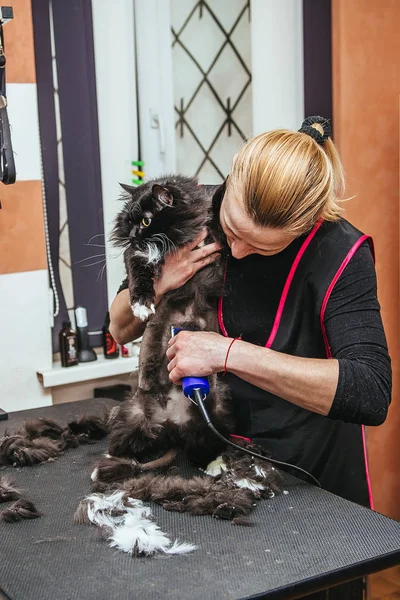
top-left (131, 301), bottom-right (156, 321)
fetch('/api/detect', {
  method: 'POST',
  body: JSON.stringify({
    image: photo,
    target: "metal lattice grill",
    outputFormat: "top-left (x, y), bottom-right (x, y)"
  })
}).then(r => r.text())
top-left (171, 0), bottom-right (252, 183)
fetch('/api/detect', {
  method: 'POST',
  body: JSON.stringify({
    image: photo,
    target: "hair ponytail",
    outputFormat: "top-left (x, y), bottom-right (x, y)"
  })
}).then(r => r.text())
top-left (228, 117), bottom-right (345, 234)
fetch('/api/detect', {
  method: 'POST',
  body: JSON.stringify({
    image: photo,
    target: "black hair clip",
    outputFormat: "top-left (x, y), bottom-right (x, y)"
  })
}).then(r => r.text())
top-left (298, 116), bottom-right (331, 145)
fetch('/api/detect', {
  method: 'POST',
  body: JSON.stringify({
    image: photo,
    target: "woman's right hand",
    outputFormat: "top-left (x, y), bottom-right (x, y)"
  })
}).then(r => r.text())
top-left (154, 229), bottom-right (222, 299)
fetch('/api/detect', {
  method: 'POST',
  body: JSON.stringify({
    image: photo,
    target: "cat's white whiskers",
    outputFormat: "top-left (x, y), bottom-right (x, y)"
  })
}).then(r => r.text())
top-left (76, 253), bottom-right (106, 264)
top-left (135, 243), bottom-right (161, 265)
top-left (80, 259), bottom-right (106, 268)
top-left (85, 242), bottom-right (106, 248)
top-left (86, 233), bottom-right (105, 245)
top-left (149, 233), bottom-right (176, 254)
top-left (97, 262), bottom-right (107, 282)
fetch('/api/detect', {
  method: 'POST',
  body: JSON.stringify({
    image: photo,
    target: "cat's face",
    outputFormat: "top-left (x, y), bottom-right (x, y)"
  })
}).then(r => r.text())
top-left (112, 177), bottom-right (211, 253)
top-left (112, 183), bottom-right (176, 250)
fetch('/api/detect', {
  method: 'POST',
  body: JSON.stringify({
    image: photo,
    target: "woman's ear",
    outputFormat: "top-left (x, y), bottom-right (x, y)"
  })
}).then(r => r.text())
top-left (152, 184), bottom-right (174, 206)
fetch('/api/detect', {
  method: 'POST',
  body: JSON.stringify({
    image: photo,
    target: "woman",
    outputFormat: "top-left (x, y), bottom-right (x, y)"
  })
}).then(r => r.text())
top-left (110, 117), bottom-right (391, 595)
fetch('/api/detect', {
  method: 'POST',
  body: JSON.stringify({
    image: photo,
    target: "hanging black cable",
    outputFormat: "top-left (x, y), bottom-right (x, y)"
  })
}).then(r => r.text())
top-left (0, 6), bottom-right (16, 198)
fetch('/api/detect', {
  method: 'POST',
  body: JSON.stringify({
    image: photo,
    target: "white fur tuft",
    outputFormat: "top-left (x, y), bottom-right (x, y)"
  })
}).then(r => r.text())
top-left (80, 491), bottom-right (196, 557)
top-left (135, 243), bottom-right (162, 265)
top-left (109, 511), bottom-right (173, 556)
top-left (234, 478), bottom-right (265, 492)
top-left (131, 302), bottom-right (156, 321)
top-left (254, 465), bottom-right (267, 478)
top-left (145, 242), bottom-right (161, 264)
top-left (90, 468), bottom-right (98, 482)
top-left (204, 456), bottom-right (227, 477)
top-left (165, 540), bottom-right (197, 555)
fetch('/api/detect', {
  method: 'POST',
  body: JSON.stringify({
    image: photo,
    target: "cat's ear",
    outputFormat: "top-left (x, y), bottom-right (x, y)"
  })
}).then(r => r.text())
top-left (119, 183), bottom-right (137, 195)
top-left (152, 184), bottom-right (174, 206)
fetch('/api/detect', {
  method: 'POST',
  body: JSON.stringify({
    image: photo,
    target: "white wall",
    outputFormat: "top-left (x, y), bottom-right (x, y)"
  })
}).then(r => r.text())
top-left (134, 0), bottom-right (176, 178)
top-left (91, 0), bottom-right (140, 305)
top-left (250, 0), bottom-right (304, 134)
top-left (7, 83), bottom-right (42, 181)
top-left (0, 270), bottom-right (52, 412)
top-left (0, 82), bottom-right (53, 412)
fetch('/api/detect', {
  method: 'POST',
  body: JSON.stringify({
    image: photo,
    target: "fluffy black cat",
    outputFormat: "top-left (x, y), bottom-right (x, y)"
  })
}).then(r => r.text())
top-left (109, 175), bottom-right (233, 468)
top-left (90, 175), bottom-right (281, 531)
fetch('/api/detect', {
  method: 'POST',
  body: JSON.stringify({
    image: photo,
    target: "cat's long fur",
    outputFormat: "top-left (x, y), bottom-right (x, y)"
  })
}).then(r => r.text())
top-left (108, 176), bottom-right (233, 469)
top-left (88, 176), bottom-right (281, 532)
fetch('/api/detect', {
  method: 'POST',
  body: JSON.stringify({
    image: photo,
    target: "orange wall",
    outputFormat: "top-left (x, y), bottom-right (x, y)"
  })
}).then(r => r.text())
top-left (332, 0), bottom-right (400, 518)
top-left (0, 0), bottom-right (46, 275)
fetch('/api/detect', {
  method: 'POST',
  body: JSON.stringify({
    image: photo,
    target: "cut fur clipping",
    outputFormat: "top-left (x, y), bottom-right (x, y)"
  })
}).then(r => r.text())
top-left (89, 442), bottom-right (282, 525)
top-left (1, 499), bottom-right (41, 522)
top-left (0, 412), bottom-right (110, 468)
top-left (0, 476), bottom-right (42, 523)
top-left (76, 491), bottom-right (196, 557)
top-left (0, 476), bottom-right (21, 502)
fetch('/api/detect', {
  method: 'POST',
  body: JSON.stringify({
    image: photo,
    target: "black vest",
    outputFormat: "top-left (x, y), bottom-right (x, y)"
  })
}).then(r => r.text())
top-left (218, 218), bottom-right (373, 507)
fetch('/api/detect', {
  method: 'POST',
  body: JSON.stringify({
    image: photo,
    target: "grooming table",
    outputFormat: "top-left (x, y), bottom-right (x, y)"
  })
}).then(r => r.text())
top-left (1, 399), bottom-right (400, 600)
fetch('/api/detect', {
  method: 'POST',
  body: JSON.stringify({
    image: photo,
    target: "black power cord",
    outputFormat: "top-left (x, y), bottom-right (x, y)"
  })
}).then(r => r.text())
top-left (193, 388), bottom-right (321, 488)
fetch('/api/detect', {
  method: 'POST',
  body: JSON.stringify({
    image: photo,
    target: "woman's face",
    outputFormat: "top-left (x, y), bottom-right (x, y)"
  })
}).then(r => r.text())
top-left (220, 189), bottom-right (297, 259)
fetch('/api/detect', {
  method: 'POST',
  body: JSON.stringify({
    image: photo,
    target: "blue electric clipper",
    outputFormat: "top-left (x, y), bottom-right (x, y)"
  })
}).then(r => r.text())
top-left (171, 326), bottom-right (211, 422)
top-left (169, 328), bottom-right (321, 486)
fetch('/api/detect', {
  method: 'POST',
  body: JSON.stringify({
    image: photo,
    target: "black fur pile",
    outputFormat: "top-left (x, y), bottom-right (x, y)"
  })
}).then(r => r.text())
top-left (1, 499), bottom-right (41, 523)
top-left (0, 476), bottom-right (21, 502)
top-left (0, 412), bottom-right (111, 524)
top-left (90, 438), bottom-right (282, 523)
top-left (0, 476), bottom-right (40, 523)
top-left (0, 413), bottom-right (110, 468)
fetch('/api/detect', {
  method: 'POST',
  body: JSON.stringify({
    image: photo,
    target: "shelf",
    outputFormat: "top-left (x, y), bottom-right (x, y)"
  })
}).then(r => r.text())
top-left (37, 354), bottom-right (139, 388)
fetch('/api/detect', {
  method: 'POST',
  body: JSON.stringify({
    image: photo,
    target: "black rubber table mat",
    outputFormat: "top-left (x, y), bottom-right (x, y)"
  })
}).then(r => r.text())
top-left (1, 399), bottom-right (400, 600)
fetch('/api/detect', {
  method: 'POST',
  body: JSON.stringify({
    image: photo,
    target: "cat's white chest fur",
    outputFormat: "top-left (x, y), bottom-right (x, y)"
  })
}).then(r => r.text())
top-left (152, 387), bottom-right (191, 426)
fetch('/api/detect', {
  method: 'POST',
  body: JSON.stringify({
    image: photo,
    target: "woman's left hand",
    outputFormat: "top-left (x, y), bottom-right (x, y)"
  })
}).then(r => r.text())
top-left (166, 331), bottom-right (231, 384)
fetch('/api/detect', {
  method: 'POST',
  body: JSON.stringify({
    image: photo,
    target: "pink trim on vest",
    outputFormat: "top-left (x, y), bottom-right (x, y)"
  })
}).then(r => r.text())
top-left (230, 434), bottom-right (252, 444)
top-left (319, 234), bottom-right (374, 510)
top-left (320, 234), bottom-right (370, 357)
top-left (218, 262), bottom-right (229, 337)
top-left (218, 218), bottom-right (323, 348)
top-left (265, 218), bottom-right (323, 348)
top-left (218, 219), bottom-right (324, 342)
top-left (361, 425), bottom-right (374, 510)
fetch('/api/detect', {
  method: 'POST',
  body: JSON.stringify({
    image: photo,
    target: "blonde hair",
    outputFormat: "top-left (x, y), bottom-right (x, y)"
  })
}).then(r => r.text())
top-left (228, 122), bottom-right (345, 235)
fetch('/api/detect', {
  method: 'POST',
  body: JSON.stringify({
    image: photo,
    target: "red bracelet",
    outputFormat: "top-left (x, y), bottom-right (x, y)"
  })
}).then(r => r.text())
top-left (223, 337), bottom-right (241, 375)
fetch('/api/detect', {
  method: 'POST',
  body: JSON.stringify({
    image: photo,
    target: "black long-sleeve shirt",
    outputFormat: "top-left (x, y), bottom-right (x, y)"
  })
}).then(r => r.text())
top-left (117, 242), bottom-right (391, 426)
top-left (324, 242), bottom-right (391, 424)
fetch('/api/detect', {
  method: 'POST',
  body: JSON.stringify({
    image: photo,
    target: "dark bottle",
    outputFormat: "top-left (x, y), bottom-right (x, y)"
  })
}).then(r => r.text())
top-left (102, 312), bottom-right (119, 359)
top-left (75, 306), bottom-right (97, 362)
top-left (59, 320), bottom-right (78, 367)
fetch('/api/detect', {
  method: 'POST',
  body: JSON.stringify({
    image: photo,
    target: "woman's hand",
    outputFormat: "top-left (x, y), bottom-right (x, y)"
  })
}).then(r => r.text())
top-left (154, 229), bottom-right (222, 299)
top-left (166, 331), bottom-right (231, 384)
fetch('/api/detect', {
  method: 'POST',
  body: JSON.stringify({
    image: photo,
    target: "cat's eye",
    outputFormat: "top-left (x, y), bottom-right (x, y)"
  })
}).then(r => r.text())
top-left (141, 217), bottom-right (151, 227)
